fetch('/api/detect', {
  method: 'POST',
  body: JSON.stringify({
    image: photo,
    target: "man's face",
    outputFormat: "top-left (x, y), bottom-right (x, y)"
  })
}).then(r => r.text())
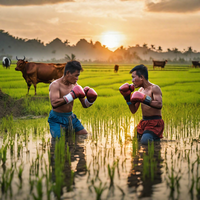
top-left (66, 70), bottom-right (80, 84)
top-left (131, 71), bottom-right (142, 88)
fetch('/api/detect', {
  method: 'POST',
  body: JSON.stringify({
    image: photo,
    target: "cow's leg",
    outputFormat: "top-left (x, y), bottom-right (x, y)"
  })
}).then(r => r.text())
top-left (33, 84), bottom-right (37, 95)
top-left (27, 83), bottom-right (32, 95)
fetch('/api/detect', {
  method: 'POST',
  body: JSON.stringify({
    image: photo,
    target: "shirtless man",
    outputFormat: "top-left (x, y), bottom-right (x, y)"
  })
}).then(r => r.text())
top-left (119, 64), bottom-right (164, 145)
top-left (48, 61), bottom-right (97, 138)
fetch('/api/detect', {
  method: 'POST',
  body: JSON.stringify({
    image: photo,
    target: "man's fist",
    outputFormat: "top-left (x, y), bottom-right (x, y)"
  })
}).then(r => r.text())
top-left (63, 85), bottom-right (85, 104)
top-left (130, 91), bottom-right (152, 105)
top-left (119, 83), bottom-right (135, 101)
top-left (84, 86), bottom-right (97, 107)
top-left (84, 86), bottom-right (97, 103)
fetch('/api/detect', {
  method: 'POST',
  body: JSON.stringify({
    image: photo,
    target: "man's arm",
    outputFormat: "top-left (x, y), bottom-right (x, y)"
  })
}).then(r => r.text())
top-left (128, 102), bottom-right (140, 114)
top-left (150, 85), bottom-right (162, 109)
top-left (49, 82), bottom-right (66, 109)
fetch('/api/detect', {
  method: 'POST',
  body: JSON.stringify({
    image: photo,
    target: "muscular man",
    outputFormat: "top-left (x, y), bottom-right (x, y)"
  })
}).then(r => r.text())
top-left (119, 64), bottom-right (164, 145)
top-left (48, 61), bottom-right (97, 138)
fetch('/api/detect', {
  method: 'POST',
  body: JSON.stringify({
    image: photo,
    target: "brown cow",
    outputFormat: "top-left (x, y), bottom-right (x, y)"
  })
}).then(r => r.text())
top-left (153, 60), bottom-right (167, 70)
top-left (192, 61), bottom-right (200, 68)
top-left (114, 64), bottom-right (119, 73)
top-left (15, 56), bottom-right (66, 95)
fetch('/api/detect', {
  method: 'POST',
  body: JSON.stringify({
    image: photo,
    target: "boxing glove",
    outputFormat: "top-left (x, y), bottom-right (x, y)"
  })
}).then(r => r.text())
top-left (84, 86), bottom-right (97, 107)
top-left (130, 91), bottom-right (152, 105)
top-left (119, 83), bottom-right (135, 102)
top-left (63, 85), bottom-right (85, 104)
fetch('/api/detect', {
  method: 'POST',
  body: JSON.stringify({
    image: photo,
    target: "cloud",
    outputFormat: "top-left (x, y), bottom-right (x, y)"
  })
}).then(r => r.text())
top-left (146, 0), bottom-right (200, 13)
top-left (0, 0), bottom-right (73, 6)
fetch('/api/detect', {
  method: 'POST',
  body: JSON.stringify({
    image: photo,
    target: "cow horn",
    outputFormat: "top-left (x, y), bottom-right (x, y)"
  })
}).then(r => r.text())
top-left (23, 56), bottom-right (26, 61)
top-left (16, 56), bottom-right (18, 60)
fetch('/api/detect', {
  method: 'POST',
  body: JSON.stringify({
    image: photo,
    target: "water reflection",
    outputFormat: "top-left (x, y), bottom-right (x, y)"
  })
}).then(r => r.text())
top-left (128, 142), bottom-right (162, 198)
top-left (50, 133), bottom-right (87, 194)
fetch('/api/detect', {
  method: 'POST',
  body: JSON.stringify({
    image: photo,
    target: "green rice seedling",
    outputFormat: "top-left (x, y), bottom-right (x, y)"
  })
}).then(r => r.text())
top-left (166, 167), bottom-right (182, 195)
top-left (66, 144), bottom-right (71, 166)
top-left (116, 185), bottom-right (125, 197)
top-left (52, 131), bottom-right (66, 199)
top-left (1, 143), bottom-right (8, 166)
top-left (108, 163), bottom-right (115, 187)
top-left (189, 175), bottom-right (195, 198)
top-left (132, 137), bottom-right (138, 157)
top-left (196, 177), bottom-right (200, 198)
top-left (32, 176), bottom-right (43, 200)
top-left (0, 164), bottom-right (14, 197)
top-left (17, 142), bottom-right (23, 158)
top-left (9, 139), bottom-right (14, 156)
top-left (17, 162), bottom-right (24, 190)
top-left (29, 175), bottom-right (35, 194)
top-left (91, 179), bottom-right (107, 200)
top-left (44, 161), bottom-right (52, 200)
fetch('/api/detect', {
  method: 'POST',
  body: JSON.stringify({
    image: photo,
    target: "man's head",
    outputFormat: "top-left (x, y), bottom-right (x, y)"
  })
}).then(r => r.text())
top-left (130, 64), bottom-right (148, 87)
top-left (63, 61), bottom-right (83, 84)
top-left (130, 64), bottom-right (148, 80)
top-left (64, 60), bottom-right (83, 76)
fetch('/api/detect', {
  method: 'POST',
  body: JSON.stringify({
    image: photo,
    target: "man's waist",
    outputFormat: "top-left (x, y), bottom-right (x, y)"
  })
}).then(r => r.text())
top-left (142, 115), bottom-right (162, 120)
top-left (52, 110), bottom-right (72, 116)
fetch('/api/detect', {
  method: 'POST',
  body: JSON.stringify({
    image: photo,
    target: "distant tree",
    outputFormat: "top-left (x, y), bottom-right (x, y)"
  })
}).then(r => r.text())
top-left (135, 44), bottom-right (140, 48)
top-left (167, 48), bottom-right (172, 52)
top-left (64, 39), bottom-right (70, 46)
top-left (90, 40), bottom-right (93, 45)
top-left (150, 44), bottom-right (156, 51)
top-left (65, 53), bottom-right (76, 61)
top-left (157, 46), bottom-right (162, 52)
top-left (172, 48), bottom-right (179, 60)
top-left (143, 43), bottom-right (148, 49)
top-left (184, 46), bottom-right (193, 61)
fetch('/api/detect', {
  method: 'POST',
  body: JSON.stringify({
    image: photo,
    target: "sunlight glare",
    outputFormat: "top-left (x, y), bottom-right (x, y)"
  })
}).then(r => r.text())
top-left (101, 31), bottom-right (124, 51)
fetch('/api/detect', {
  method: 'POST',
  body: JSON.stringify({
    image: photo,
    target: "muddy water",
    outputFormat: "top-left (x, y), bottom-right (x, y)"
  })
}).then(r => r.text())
top-left (0, 117), bottom-right (200, 200)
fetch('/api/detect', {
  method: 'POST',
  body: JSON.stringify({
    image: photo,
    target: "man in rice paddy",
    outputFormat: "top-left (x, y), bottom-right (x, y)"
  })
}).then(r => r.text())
top-left (48, 60), bottom-right (97, 138)
top-left (119, 64), bottom-right (164, 145)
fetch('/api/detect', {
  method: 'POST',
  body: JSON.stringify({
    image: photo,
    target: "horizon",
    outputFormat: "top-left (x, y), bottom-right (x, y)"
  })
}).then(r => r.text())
top-left (0, 0), bottom-right (200, 52)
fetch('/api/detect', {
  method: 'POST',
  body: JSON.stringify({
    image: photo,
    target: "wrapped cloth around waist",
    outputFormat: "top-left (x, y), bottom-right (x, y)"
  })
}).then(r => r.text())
top-left (142, 115), bottom-right (162, 120)
top-left (137, 115), bottom-right (164, 138)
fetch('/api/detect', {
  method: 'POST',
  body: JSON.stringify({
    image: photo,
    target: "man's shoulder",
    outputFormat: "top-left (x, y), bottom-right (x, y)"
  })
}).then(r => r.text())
top-left (49, 79), bottom-right (60, 90)
top-left (151, 84), bottom-right (162, 94)
top-left (152, 83), bottom-right (160, 89)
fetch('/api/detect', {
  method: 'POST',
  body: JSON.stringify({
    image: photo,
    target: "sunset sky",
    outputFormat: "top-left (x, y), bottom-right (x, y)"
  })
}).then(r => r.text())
top-left (0, 0), bottom-right (200, 51)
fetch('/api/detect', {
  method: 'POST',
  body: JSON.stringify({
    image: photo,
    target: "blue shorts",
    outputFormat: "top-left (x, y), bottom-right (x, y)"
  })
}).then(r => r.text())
top-left (48, 110), bottom-right (84, 138)
top-left (138, 131), bottom-right (160, 145)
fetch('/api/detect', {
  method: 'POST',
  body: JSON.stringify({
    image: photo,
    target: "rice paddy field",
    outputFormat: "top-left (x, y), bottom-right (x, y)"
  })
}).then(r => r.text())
top-left (0, 63), bottom-right (200, 200)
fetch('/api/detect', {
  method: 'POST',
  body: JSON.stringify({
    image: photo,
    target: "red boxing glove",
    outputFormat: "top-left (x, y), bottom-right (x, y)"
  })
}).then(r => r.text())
top-left (130, 91), bottom-right (152, 105)
top-left (119, 83), bottom-right (135, 101)
top-left (84, 86), bottom-right (97, 107)
top-left (63, 85), bottom-right (85, 104)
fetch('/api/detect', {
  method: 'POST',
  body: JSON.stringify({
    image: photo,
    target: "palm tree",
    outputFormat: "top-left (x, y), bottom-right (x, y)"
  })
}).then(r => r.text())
top-left (157, 46), bottom-right (162, 53)
top-left (64, 39), bottom-right (70, 46)
top-left (65, 53), bottom-right (76, 61)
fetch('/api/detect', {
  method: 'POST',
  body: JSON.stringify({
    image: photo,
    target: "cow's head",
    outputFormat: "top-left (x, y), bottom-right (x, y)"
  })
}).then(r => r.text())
top-left (15, 56), bottom-right (27, 71)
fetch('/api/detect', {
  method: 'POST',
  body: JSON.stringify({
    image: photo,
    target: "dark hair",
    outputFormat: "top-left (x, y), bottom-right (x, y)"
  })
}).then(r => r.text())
top-left (64, 61), bottom-right (83, 75)
top-left (129, 64), bottom-right (148, 80)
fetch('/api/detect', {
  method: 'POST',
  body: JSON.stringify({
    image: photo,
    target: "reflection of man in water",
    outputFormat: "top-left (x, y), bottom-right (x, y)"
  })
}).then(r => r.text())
top-left (119, 64), bottom-right (164, 145)
top-left (127, 142), bottom-right (162, 198)
top-left (50, 134), bottom-right (87, 192)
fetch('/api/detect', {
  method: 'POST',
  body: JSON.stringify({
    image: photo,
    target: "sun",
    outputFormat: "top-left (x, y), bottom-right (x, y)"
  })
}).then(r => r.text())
top-left (101, 31), bottom-right (124, 51)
